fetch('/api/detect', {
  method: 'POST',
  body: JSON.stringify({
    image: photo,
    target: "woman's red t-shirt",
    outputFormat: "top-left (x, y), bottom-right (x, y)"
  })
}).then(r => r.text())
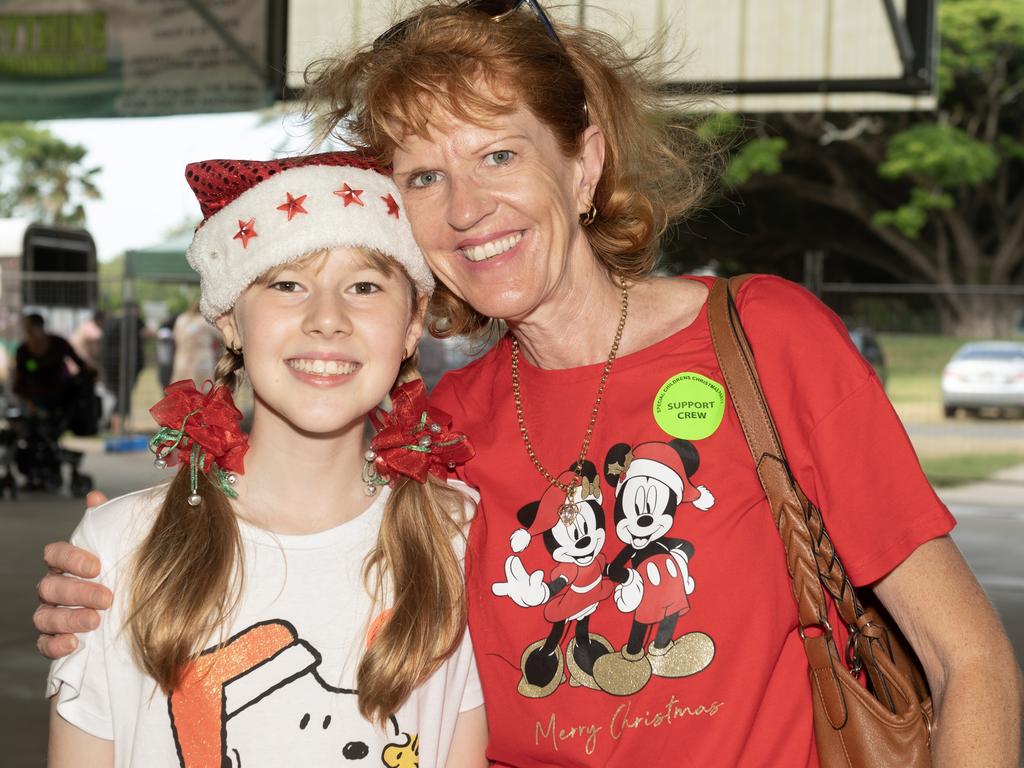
top-left (431, 275), bottom-right (954, 767)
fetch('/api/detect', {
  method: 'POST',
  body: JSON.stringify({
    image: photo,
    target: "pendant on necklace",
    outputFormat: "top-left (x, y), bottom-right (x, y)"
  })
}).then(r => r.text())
top-left (558, 500), bottom-right (580, 526)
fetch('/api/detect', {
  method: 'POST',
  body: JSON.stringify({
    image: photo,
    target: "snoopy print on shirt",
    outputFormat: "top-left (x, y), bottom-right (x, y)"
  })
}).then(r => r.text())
top-left (167, 620), bottom-right (418, 768)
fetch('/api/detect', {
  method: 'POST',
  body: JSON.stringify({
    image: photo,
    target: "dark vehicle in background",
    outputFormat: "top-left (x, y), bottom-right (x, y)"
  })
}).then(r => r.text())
top-left (849, 327), bottom-right (888, 389)
top-left (941, 341), bottom-right (1024, 418)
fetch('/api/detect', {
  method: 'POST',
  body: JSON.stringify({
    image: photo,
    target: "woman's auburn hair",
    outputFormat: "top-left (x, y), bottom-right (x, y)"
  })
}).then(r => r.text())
top-left (126, 256), bottom-right (470, 726)
top-left (304, 3), bottom-right (717, 340)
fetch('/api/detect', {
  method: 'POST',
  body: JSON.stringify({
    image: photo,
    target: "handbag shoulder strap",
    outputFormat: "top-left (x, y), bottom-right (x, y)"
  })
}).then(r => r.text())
top-left (707, 278), bottom-right (868, 630)
top-left (706, 276), bottom-right (838, 633)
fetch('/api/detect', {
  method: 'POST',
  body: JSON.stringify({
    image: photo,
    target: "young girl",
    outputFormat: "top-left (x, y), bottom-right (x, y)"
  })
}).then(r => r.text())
top-left (46, 152), bottom-right (488, 768)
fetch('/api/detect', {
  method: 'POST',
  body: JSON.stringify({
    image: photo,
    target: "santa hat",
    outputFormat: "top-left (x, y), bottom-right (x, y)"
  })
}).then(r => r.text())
top-left (616, 442), bottom-right (714, 511)
top-left (185, 151), bottom-right (434, 322)
top-left (510, 470), bottom-right (602, 553)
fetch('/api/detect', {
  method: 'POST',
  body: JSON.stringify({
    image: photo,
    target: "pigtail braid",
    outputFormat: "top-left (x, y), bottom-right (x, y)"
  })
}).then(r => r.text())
top-left (126, 348), bottom-right (246, 693)
top-left (213, 347), bottom-right (244, 391)
top-left (356, 364), bottom-right (472, 725)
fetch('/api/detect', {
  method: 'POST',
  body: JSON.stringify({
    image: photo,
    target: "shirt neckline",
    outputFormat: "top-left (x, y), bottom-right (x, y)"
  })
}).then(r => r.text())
top-left (510, 275), bottom-right (715, 385)
top-left (236, 486), bottom-right (389, 551)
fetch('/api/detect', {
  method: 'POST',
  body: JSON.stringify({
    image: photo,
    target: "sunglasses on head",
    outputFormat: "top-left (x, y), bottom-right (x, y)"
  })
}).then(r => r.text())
top-left (374, 0), bottom-right (562, 51)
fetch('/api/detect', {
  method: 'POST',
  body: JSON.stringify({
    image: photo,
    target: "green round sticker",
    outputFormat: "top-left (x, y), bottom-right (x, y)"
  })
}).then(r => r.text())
top-left (652, 372), bottom-right (725, 440)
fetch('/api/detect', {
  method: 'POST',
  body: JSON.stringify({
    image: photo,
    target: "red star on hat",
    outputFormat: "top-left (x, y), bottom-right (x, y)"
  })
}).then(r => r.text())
top-left (233, 218), bottom-right (257, 248)
top-left (334, 183), bottom-right (364, 207)
top-left (382, 193), bottom-right (400, 219)
top-left (276, 192), bottom-right (308, 221)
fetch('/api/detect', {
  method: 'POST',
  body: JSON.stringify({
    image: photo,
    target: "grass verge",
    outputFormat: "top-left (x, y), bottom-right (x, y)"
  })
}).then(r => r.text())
top-left (920, 452), bottom-right (1024, 488)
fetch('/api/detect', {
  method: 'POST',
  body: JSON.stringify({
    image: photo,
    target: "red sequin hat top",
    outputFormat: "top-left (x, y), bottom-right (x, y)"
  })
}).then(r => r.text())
top-left (183, 150), bottom-right (433, 321)
top-left (185, 152), bottom-right (380, 222)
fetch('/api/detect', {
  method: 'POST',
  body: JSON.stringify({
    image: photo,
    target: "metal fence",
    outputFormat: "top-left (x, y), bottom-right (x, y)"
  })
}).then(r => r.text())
top-left (818, 282), bottom-right (1024, 337)
top-left (2, 270), bottom-right (1021, 489)
top-left (0, 270), bottom-right (200, 433)
top-left (0, 270), bottom-right (479, 433)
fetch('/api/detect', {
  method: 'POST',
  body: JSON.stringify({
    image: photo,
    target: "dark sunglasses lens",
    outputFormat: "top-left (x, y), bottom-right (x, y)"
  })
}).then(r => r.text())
top-left (457, 0), bottom-right (521, 15)
top-left (373, 18), bottom-right (410, 50)
top-left (374, 0), bottom-right (560, 50)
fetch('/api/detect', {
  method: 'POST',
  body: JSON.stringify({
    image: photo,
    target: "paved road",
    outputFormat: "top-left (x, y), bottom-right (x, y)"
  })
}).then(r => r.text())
top-left (1, 449), bottom-right (1021, 767)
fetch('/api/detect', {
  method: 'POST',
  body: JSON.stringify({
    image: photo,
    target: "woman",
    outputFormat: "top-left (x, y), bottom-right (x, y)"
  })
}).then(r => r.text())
top-left (36, 2), bottom-right (1021, 766)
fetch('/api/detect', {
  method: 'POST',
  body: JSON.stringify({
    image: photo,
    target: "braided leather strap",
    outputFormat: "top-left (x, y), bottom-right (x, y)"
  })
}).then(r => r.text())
top-left (706, 277), bottom-right (933, 719)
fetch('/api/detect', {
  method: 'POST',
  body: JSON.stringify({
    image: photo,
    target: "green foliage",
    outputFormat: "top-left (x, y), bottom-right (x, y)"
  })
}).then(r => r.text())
top-left (0, 122), bottom-right (101, 226)
top-left (696, 112), bottom-right (742, 143)
top-left (938, 0), bottom-right (1024, 95)
top-left (872, 187), bottom-right (955, 238)
top-left (999, 135), bottom-right (1024, 161)
top-left (874, 124), bottom-right (999, 238)
top-left (723, 137), bottom-right (787, 186)
top-left (878, 124), bottom-right (999, 187)
top-left (99, 254), bottom-right (198, 315)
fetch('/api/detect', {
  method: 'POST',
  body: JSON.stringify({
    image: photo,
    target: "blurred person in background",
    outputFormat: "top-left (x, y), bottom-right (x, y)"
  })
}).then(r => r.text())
top-left (14, 313), bottom-right (91, 415)
top-left (171, 301), bottom-right (220, 386)
top-left (68, 310), bottom-right (106, 380)
top-left (102, 303), bottom-right (144, 434)
top-left (154, 314), bottom-right (177, 391)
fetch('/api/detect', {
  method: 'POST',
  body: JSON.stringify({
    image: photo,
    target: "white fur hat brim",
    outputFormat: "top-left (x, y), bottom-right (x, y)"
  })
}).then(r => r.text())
top-left (186, 163), bottom-right (434, 322)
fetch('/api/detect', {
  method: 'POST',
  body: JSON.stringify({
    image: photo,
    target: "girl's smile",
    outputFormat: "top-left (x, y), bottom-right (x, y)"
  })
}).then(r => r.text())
top-left (218, 247), bottom-right (424, 437)
top-left (285, 356), bottom-right (361, 380)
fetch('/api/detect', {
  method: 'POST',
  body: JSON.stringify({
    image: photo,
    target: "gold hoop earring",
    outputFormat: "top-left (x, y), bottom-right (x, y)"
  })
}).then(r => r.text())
top-left (580, 203), bottom-right (597, 227)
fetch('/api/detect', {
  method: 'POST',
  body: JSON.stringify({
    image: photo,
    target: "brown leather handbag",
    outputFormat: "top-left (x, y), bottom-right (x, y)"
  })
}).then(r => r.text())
top-left (707, 276), bottom-right (933, 767)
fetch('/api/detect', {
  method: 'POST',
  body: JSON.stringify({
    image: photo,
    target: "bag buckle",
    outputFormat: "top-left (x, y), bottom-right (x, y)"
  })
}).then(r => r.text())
top-left (798, 618), bottom-right (832, 642)
top-left (845, 625), bottom-right (865, 675)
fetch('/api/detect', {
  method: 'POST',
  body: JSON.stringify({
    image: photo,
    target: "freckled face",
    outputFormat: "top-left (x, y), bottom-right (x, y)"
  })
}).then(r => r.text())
top-left (218, 248), bottom-right (423, 436)
top-left (391, 104), bottom-right (594, 325)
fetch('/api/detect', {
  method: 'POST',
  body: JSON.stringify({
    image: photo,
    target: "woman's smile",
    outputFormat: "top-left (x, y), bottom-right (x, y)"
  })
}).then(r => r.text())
top-left (456, 231), bottom-right (525, 262)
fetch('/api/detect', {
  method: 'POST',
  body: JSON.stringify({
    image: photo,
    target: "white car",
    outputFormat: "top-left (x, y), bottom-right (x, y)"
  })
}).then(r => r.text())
top-left (941, 341), bottom-right (1024, 418)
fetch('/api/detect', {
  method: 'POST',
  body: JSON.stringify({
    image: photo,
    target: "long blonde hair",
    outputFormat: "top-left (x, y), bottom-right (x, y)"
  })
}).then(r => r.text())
top-left (126, 349), bottom-right (247, 692)
top-left (126, 258), bottom-right (470, 726)
top-left (358, 353), bottom-right (470, 724)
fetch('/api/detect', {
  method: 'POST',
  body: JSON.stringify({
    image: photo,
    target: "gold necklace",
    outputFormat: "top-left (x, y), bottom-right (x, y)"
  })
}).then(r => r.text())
top-left (511, 277), bottom-right (629, 525)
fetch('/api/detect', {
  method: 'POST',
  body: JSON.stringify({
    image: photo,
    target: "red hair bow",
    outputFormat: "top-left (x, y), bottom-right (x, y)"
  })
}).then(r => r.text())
top-left (149, 380), bottom-right (248, 475)
top-left (368, 380), bottom-right (474, 484)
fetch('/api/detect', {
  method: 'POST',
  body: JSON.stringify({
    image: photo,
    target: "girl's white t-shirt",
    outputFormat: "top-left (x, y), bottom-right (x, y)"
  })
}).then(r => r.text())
top-left (47, 482), bottom-right (483, 768)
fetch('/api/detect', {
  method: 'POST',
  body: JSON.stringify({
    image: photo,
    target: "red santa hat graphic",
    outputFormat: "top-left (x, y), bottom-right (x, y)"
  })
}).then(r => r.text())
top-left (616, 441), bottom-right (715, 511)
top-left (510, 470), bottom-right (602, 553)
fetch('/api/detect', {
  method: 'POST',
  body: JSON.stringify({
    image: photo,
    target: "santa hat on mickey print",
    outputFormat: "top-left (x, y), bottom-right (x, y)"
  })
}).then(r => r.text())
top-left (616, 441), bottom-right (715, 511)
top-left (185, 152), bottom-right (434, 322)
top-left (510, 470), bottom-right (603, 553)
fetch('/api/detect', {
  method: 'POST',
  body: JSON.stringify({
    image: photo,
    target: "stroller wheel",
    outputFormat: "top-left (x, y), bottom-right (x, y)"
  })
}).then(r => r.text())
top-left (70, 472), bottom-right (94, 498)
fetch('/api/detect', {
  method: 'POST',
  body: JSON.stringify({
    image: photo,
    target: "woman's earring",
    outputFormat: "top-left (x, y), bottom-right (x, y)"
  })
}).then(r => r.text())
top-left (580, 203), bottom-right (597, 227)
top-left (230, 344), bottom-right (242, 355)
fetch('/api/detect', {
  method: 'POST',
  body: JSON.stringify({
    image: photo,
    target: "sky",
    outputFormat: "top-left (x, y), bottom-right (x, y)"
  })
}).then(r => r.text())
top-left (41, 110), bottom-right (319, 263)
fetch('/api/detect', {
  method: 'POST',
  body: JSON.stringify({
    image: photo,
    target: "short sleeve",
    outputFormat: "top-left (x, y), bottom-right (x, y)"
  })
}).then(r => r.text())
top-left (805, 379), bottom-right (956, 583)
top-left (457, 628), bottom-right (485, 714)
top-left (45, 509), bottom-right (115, 740)
top-left (736, 276), bottom-right (955, 585)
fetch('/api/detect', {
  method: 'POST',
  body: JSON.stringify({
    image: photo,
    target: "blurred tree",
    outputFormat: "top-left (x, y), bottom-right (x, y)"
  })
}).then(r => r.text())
top-left (681, 0), bottom-right (1024, 335)
top-left (0, 123), bottom-right (101, 226)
